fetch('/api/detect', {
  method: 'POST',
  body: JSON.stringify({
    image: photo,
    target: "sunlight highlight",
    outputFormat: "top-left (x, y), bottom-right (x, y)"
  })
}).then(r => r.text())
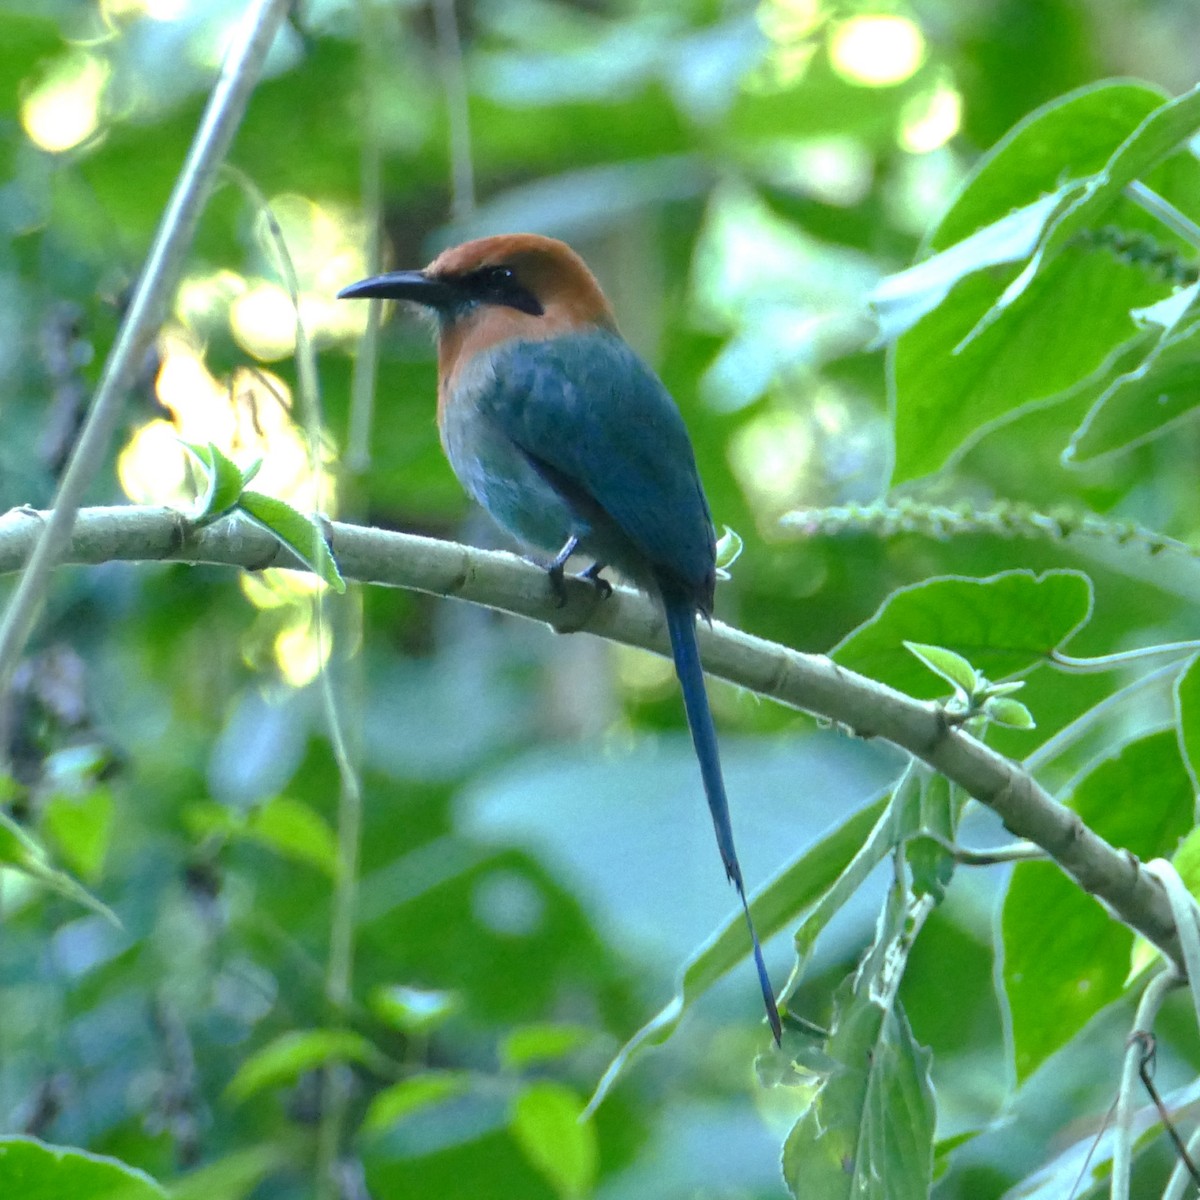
top-left (215, 194), bottom-right (368, 360)
top-left (230, 282), bottom-right (298, 361)
top-left (21, 53), bottom-right (110, 153)
top-left (829, 15), bottom-right (925, 87)
top-left (118, 327), bottom-right (334, 515)
top-left (729, 409), bottom-right (815, 515)
top-left (901, 81), bottom-right (962, 152)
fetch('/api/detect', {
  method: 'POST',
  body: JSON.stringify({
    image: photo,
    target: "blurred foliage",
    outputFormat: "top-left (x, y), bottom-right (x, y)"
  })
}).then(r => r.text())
top-left (4, 1), bottom-right (1200, 1198)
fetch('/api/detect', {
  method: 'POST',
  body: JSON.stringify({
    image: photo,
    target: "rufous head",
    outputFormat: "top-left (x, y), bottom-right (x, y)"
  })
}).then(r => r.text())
top-left (337, 234), bottom-right (620, 382)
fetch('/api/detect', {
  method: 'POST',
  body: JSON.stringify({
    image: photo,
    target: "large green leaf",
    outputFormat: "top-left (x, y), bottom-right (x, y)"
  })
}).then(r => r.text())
top-left (989, 81), bottom-right (1200, 318)
top-left (890, 241), bottom-right (1165, 482)
top-left (782, 882), bottom-right (935, 1200)
top-left (1065, 299), bottom-right (1200, 463)
top-left (0, 1138), bottom-right (163, 1200)
top-left (1002, 730), bottom-right (1192, 1080)
top-left (831, 570), bottom-right (1093, 697)
top-left (889, 80), bottom-right (1172, 482)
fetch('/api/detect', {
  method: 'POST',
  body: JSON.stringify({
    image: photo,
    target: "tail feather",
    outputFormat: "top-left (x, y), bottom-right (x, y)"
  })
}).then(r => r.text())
top-left (662, 590), bottom-right (782, 1044)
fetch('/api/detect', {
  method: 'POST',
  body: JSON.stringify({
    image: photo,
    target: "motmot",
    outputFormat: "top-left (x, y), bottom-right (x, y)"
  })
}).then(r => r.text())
top-left (338, 234), bottom-right (782, 1043)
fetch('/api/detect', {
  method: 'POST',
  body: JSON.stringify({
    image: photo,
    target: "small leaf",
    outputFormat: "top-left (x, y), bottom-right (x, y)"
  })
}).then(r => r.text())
top-left (363, 1073), bottom-right (470, 1134)
top-left (511, 1082), bottom-right (596, 1199)
top-left (984, 696), bottom-right (1035, 729)
top-left (238, 491), bottom-right (345, 593)
top-left (240, 457), bottom-right (264, 488)
top-left (714, 525), bottom-right (744, 576)
top-left (369, 985), bottom-right (461, 1034)
top-left (0, 809), bottom-right (120, 926)
top-left (500, 1024), bottom-right (591, 1071)
top-left (227, 1029), bottom-right (384, 1102)
top-left (42, 787), bottom-right (113, 882)
top-left (246, 797), bottom-right (337, 876)
top-left (180, 441), bottom-right (247, 521)
top-left (903, 642), bottom-right (978, 696)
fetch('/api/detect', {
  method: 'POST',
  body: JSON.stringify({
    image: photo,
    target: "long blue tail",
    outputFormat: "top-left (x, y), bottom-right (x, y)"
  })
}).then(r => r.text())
top-left (662, 591), bottom-right (782, 1044)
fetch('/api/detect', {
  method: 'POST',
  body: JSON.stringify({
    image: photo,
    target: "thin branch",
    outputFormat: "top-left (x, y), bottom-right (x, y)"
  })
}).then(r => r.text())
top-left (432, 0), bottom-right (475, 220)
top-left (0, 503), bottom-right (1187, 968)
top-left (1126, 181), bottom-right (1200, 255)
top-left (0, 0), bottom-right (292, 700)
top-left (346, 0), bottom-right (387, 473)
top-left (915, 833), bottom-right (1045, 866)
top-left (1113, 976), bottom-right (1179, 1200)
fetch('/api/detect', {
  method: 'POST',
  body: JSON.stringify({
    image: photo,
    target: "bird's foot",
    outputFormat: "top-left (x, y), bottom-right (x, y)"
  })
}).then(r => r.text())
top-left (546, 560), bottom-right (569, 608)
top-left (578, 561), bottom-right (612, 599)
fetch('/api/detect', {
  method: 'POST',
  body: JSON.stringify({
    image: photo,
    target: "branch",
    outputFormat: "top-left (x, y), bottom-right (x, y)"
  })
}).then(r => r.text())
top-left (0, 503), bottom-right (1181, 967)
top-left (0, 0), bottom-right (292, 694)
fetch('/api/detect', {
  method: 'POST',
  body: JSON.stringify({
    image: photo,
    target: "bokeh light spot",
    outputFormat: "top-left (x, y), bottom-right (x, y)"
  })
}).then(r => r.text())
top-left (901, 81), bottom-right (962, 152)
top-left (829, 15), bottom-right (925, 87)
top-left (22, 53), bottom-right (111, 153)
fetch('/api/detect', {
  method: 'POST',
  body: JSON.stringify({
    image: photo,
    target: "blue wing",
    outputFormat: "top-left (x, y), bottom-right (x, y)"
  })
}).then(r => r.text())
top-left (478, 330), bottom-right (715, 599)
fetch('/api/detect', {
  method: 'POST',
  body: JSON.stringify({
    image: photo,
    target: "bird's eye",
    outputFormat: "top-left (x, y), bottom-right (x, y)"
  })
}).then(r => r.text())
top-left (480, 265), bottom-right (516, 289)
top-left (469, 264), bottom-right (544, 317)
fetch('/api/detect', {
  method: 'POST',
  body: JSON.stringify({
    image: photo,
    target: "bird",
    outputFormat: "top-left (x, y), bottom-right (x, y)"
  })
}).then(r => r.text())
top-left (338, 234), bottom-right (782, 1043)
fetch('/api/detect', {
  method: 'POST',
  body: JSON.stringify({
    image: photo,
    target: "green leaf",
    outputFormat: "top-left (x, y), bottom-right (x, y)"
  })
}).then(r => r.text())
top-left (1177, 654), bottom-right (1200, 795)
top-left (0, 1136), bottom-right (164, 1199)
top-left (832, 570), bottom-right (1093, 697)
top-left (988, 81), bottom-right (1200, 320)
top-left (891, 239), bottom-right (1165, 483)
top-left (890, 81), bottom-right (1173, 482)
top-left (42, 787), bottom-right (113, 882)
top-left (168, 1146), bottom-right (281, 1200)
top-left (903, 642), bottom-right (979, 696)
top-left (226, 1029), bottom-right (385, 1102)
top-left (782, 943), bottom-right (935, 1198)
top-left (1002, 730), bottom-right (1192, 1080)
top-left (500, 1023), bottom-right (591, 1071)
top-left (369, 984), bottom-right (461, 1034)
top-left (363, 1072), bottom-right (471, 1134)
top-left (237, 491), bottom-right (346, 593)
top-left (245, 796), bottom-right (337, 876)
top-left (0, 809), bottom-right (120, 926)
top-left (1066, 309), bottom-right (1200, 464)
top-left (983, 696), bottom-right (1035, 729)
top-left (510, 1082), bottom-right (596, 1199)
top-left (907, 771), bottom-right (960, 903)
top-left (871, 190), bottom-right (1065, 343)
top-left (714, 525), bottom-right (744, 575)
top-left (588, 795), bottom-right (890, 1112)
top-left (180, 441), bottom-right (248, 522)
top-left (930, 82), bottom-right (1167, 252)
top-left (1170, 826), bottom-right (1200, 900)
top-left (793, 786), bottom-right (904, 972)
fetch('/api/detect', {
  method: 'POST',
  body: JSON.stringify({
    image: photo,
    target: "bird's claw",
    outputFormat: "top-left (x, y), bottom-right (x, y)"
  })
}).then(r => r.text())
top-left (579, 561), bottom-right (612, 599)
top-left (547, 563), bottom-right (569, 608)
